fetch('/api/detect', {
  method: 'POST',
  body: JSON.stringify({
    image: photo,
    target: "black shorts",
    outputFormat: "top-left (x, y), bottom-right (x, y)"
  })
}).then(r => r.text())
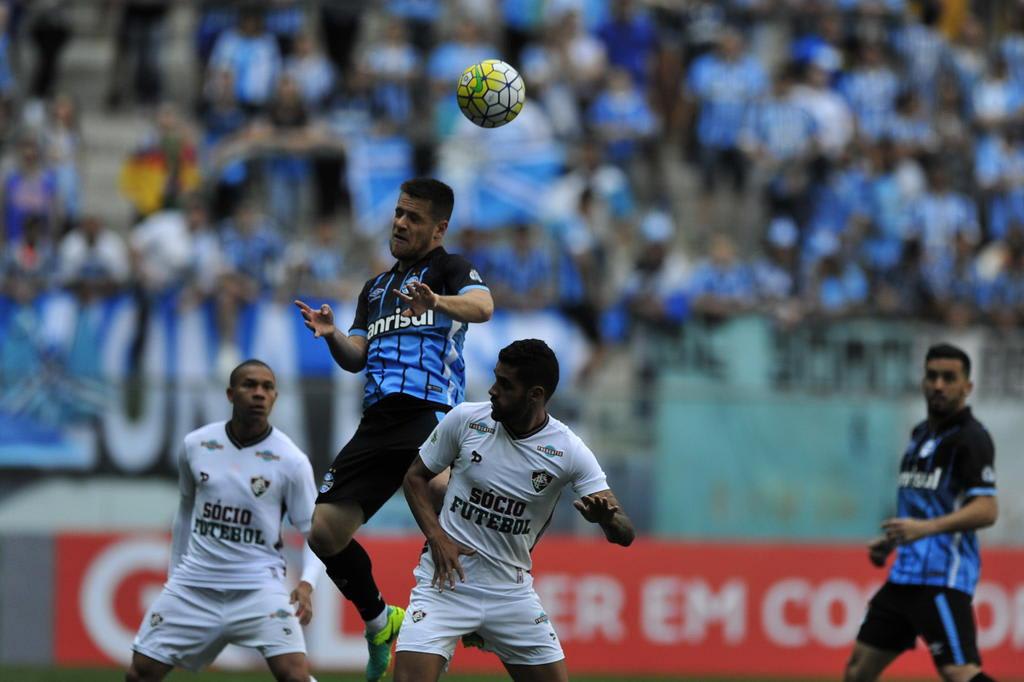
top-left (316, 393), bottom-right (449, 520)
top-left (857, 582), bottom-right (980, 667)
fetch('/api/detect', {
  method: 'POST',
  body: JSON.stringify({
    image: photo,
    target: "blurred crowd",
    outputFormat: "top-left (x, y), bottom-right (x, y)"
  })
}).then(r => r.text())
top-left (3, 0), bottom-right (1024, 385)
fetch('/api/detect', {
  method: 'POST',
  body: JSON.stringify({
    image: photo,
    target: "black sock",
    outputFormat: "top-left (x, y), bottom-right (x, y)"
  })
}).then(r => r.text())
top-left (969, 674), bottom-right (996, 682)
top-left (321, 539), bottom-right (386, 622)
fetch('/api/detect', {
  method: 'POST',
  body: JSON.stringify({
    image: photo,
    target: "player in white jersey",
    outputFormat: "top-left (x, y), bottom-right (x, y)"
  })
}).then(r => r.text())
top-left (126, 360), bottom-right (324, 682)
top-left (395, 339), bottom-right (635, 682)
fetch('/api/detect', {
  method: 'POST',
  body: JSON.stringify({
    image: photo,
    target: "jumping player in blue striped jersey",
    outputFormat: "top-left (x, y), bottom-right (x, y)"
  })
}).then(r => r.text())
top-left (844, 344), bottom-right (998, 682)
top-left (295, 178), bottom-right (493, 681)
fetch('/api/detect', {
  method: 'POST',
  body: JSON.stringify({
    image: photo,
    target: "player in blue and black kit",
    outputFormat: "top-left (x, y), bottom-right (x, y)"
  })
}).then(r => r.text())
top-left (295, 178), bottom-right (493, 681)
top-left (844, 344), bottom-right (998, 682)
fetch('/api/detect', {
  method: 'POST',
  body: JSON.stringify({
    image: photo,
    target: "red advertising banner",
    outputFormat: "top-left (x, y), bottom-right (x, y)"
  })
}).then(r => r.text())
top-left (55, 533), bottom-right (1024, 678)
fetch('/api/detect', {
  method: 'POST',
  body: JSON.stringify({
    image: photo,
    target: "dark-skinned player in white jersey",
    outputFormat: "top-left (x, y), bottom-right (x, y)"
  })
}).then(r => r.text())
top-left (397, 339), bottom-right (635, 682)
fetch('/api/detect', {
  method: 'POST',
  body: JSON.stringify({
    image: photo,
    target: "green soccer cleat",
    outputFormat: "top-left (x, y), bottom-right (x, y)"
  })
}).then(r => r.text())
top-left (365, 605), bottom-right (405, 681)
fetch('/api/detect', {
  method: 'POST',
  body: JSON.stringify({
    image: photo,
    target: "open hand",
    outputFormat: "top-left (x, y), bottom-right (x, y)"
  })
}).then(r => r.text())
top-left (428, 532), bottom-right (476, 591)
top-left (294, 299), bottom-right (336, 338)
top-left (290, 581), bottom-right (313, 625)
top-left (574, 494), bottom-right (619, 525)
top-left (394, 281), bottom-right (437, 318)
top-left (881, 517), bottom-right (933, 545)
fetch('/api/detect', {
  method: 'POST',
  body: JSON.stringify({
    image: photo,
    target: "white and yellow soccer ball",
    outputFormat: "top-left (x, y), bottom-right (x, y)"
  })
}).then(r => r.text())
top-left (456, 59), bottom-right (525, 128)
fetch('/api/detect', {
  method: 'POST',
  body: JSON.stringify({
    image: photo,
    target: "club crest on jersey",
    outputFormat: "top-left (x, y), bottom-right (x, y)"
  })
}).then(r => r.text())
top-left (399, 276), bottom-right (421, 294)
top-left (201, 440), bottom-right (224, 451)
top-left (270, 609), bottom-right (291, 619)
top-left (531, 470), bottom-right (553, 492)
top-left (150, 612), bottom-right (163, 627)
top-left (411, 609), bottom-right (427, 623)
top-left (200, 471), bottom-right (209, 483)
top-left (251, 476), bottom-right (271, 497)
top-left (254, 449), bottom-right (280, 462)
top-left (918, 438), bottom-right (937, 458)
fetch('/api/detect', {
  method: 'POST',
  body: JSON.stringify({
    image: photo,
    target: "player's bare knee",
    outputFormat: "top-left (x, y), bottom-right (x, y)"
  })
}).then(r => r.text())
top-left (844, 655), bottom-right (872, 682)
top-left (938, 665), bottom-right (983, 682)
top-left (125, 664), bottom-right (162, 682)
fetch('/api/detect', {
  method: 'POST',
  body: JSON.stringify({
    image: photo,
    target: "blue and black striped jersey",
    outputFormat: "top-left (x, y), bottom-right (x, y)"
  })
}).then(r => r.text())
top-left (889, 407), bottom-right (997, 595)
top-left (349, 247), bottom-right (489, 409)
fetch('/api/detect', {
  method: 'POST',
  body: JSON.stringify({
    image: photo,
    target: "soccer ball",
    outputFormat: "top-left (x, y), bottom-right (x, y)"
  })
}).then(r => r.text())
top-left (456, 60), bottom-right (525, 128)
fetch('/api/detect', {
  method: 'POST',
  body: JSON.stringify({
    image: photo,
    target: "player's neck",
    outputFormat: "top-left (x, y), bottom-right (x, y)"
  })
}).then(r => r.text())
top-left (502, 411), bottom-right (549, 440)
top-left (226, 418), bottom-right (272, 448)
top-left (927, 404), bottom-right (968, 432)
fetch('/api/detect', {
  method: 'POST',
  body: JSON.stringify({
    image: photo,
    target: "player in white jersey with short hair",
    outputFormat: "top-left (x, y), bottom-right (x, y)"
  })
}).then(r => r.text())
top-left (126, 360), bottom-right (324, 682)
top-left (396, 339), bottom-right (636, 682)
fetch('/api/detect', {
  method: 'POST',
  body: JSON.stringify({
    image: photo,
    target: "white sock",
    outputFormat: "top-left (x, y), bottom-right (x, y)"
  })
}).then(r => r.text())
top-left (365, 606), bottom-right (388, 634)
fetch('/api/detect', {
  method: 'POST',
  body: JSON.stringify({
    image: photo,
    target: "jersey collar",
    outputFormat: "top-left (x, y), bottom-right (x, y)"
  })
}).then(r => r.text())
top-left (394, 246), bottom-right (446, 273)
top-left (225, 422), bottom-right (274, 450)
top-left (503, 414), bottom-right (550, 441)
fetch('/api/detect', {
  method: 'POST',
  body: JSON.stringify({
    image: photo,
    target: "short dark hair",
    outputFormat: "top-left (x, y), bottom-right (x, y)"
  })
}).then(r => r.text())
top-left (925, 343), bottom-right (971, 378)
top-left (229, 359), bottom-right (275, 387)
top-left (400, 178), bottom-right (455, 222)
top-left (498, 339), bottom-right (559, 403)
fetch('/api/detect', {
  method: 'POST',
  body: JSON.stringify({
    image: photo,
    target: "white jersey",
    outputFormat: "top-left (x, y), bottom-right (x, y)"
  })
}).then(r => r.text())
top-left (419, 402), bottom-right (608, 583)
top-left (170, 421), bottom-right (318, 589)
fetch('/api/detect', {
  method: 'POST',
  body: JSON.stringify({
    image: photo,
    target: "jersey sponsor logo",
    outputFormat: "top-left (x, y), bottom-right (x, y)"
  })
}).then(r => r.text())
top-left (319, 471), bottom-right (335, 494)
top-left (532, 470), bottom-right (553, 492)
top-left (536, 444), bottom-right (563, 458)
top-left (471, 450), bottom-right (483, 464)
top-left (150, 612), bottom-right (163, 627)
top-left (411, 609), bottom-right (427, 623)
top-left (251, 475), bottom-right (271, 497)
top-left (918, 439), bottom-right (937, 458)
top-left (468, 421), bottom-right (495, 434)
top-left (898, 467), bottom-right (943, 490)
top-left (254, 449), bottom-right (280, 462)
top-left (368, 287), bottom-right (386, 303)
top-left (982, 465), bottom-right (995, 483)
top-left (200, 440), bottom-right (224, 451)
top-left (449, 486), bottom-right (533, 535)
top-left (365, 308), bottom-right (435, 341)
top-left (534, 612), bottom-right (549, 624)
top-left (427, 384), bottom-right (444, 392)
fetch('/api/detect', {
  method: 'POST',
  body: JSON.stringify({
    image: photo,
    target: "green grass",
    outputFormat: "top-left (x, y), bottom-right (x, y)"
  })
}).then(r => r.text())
top-left (0, 668), bottom-right (838, 682)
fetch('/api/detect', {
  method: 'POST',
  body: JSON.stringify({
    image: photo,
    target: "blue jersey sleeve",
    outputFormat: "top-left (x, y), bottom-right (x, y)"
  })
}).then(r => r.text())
top-left (445, 253), bottom-right (489, 295)
top-left (954, 428), bottom-right (996, 499)
top-left (349, 279), bottom-right (373, 337)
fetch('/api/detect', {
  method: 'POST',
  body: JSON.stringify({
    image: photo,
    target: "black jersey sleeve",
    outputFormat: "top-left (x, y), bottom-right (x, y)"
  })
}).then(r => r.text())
top-left (952, 427), bottom-right (997, 498)
top-left (349, 279), bottom-right (373, 335)
top-left (443, 252), bottom-right (489, 294)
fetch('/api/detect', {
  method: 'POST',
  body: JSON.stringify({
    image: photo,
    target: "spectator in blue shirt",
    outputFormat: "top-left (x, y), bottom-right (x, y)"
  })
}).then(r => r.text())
top-left (208, 7), bottom-right (282, 114)
top-left (487, 223), bottom-right (555, 311)
top-left (752, 216), bottom-right (802, 324)
top-left (360, 16), bottom-right (418, 126)
top-left (587, 67), bottom-right (657, 167)
top-left (972, 54), bottom-right (1022, 130)
top-left (284, 31), bottom-right (336, 113)
top-left (891, 0), bottom-right (946, 109)
top-left (687, 28), bottom-right (768, 193)
top-left (803, 246), bottom-right (869, 318)
top-left (596, 0), bottom-right (657, 87)
top-left (838, 42), bottom-right (901, 141)
top-left (739, 66), bottom-right (818, 166)
top-left (688, 233), bottom-right (755, 320)
top-left (907, 165), bottom-right (980, 263)
top-left (2, 136), bottom-right (59, 245)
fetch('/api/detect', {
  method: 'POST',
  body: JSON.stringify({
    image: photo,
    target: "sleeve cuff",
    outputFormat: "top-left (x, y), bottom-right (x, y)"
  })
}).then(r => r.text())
top-left (457, 285), bottom-right (490, 295)
top-left (965, 487), bottom-right (997, 497)
top-left (348, 328), bottom-right (367, 337)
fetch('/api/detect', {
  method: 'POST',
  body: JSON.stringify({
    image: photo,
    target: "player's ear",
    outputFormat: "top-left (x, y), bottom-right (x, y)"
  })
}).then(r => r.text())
top-left (433, 218), bottom-right (448, 240)
top-left (226, 386), bottom-right (235, 404)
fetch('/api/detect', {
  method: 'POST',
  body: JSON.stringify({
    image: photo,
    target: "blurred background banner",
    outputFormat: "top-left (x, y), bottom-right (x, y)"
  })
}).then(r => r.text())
top-left (5, 532), bottom-right (1017, 677)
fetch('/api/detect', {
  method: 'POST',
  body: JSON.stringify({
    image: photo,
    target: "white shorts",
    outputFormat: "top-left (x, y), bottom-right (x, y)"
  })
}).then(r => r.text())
top-left (395, 579), bottom-right (564, 666)
top-left (132, 582), bottom-right (306, 672)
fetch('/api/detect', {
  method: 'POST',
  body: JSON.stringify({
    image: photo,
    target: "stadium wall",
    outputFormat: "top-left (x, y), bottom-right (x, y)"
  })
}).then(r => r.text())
top-left (1, 533), bottom-right (1022, 678)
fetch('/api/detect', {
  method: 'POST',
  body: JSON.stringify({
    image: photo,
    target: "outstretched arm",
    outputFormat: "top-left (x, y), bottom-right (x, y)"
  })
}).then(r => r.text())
top-left (294, 299), bottom-right (368, 372)
top-left (403, 456), bottom-right (476, 590)
top-left (394, 283), bottom-right (493, 323)
top-left (574, 489), bottom-right (635, 547)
